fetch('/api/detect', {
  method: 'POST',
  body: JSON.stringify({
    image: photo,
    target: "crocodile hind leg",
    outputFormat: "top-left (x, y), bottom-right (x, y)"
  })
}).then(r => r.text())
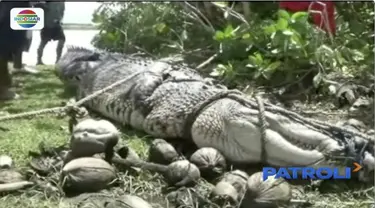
top-left (190, 98), bottom-right (345, 168)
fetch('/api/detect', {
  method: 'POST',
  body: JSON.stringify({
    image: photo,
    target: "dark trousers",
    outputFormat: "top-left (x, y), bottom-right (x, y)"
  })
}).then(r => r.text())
top-left (0, 1), bottom-right (29, 88)
top-left (0, 57), bottom-right (11, 88)
top-left (12, 49), bottom-right (23, 69)
top-left (38, 25), bottom-right (66, 63)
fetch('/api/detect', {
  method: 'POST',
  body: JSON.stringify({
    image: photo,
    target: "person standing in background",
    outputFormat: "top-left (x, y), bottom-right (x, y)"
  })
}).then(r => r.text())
top-left (0, 1), bottom-right (30, 100)
top-left (37, 1), bottom-right (65, 65)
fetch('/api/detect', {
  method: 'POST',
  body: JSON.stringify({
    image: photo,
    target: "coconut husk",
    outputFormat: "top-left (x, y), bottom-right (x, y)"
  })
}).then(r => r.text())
top-left (29, 155), bottom-right (64, 176)
top-left (117, 146), bottom-right (140, 161)
top-left (61, 192), bottom-right (114, 208)
top-left (240, 172), bottom-right (292, 208)
top-left (70, 119), bottom-right (119, 158)
top-left (61, 157), bottom-right (116, 194)
top-left (105, 195), bottom-right (153, 208)
top-left (148, 139), bottom-right (179, 165)
top-left (0, 155), bottom-right (13, 169)
top-left (189, 147), bottom-right (226, 179)
top-left (165, 160), bottom-right (201, 187)
top-left (210, 170), bottom-right (248, 204)
top-left (111, 157), bottom-right (200, 187)
top-left (0, 169), bottom-right (25, 184)
top-left (211, 181), bottom-right (238, 204)
top-left (167, 187), bottom-right (215, 208)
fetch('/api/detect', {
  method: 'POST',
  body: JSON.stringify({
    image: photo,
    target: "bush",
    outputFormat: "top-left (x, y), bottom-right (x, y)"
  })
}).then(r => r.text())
top-left (91, 2), bottom-right (374, 92)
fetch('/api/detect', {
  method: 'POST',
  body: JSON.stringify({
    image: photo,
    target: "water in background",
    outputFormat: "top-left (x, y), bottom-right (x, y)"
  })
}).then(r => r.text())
top-left (23, 30), bottom-right (99, 65)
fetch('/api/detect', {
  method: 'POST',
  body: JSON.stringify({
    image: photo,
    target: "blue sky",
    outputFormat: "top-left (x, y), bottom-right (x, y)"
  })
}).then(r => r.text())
top-left (62, 2), bottom-right (101, 24)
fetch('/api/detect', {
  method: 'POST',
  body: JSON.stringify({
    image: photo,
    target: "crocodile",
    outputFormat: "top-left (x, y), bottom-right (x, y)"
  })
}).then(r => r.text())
top-left (55, 46), bottom-right (375, 181)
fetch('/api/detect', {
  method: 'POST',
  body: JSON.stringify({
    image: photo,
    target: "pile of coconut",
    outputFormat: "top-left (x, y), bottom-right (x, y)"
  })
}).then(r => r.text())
top-left (0, 118), bottom-right (335, 207)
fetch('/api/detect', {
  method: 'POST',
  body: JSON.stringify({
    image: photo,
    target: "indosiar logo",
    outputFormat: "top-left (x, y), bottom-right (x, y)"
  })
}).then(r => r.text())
top-left (262, 162), bottom-right (362, 181)
top-left (10, 8), bottom-right (44, 30)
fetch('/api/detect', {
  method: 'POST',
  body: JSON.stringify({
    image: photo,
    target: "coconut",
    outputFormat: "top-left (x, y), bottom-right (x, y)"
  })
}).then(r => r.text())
top-left (164, 160), bottom-right (201, 187)
top-left (0, 155), bottom-right (12, 169)
top-left (148, 139), bottom-right (179, 164)
top-left (112, 157), bottom-right (200, 187)
top-left (210, 170), bottom-right (248, 204)
top-left (0, 169), bottom-right (24, 183)
top-left (240, 172), bottom-right (292, 208)
top-left (105, 195), bottom-right (153, 208)
top-left (189, 147), bottom-right (226, 179)
top-left (61, 157), bottom-right (116, 194)
top-left (70, 119), bottom-right (119, 159)
top-left (167, 187), bottom-right (212, 207)
top-left (29, 155), bottom-right (63, 176)
top-left (117, 146), bottom-right (140, 161)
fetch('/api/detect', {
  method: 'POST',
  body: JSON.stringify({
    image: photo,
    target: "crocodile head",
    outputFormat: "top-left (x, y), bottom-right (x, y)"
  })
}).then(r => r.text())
top-left (193, 99), bottom-right (375, 182)
top-left (55, 46), bottom-right (102, 87)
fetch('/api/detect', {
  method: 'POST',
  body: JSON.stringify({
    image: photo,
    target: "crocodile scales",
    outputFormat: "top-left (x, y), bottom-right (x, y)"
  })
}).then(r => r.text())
top-left (55, 46), bottom-right (375, 180)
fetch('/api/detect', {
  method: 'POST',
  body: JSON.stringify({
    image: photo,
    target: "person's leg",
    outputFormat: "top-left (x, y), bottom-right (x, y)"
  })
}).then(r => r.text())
top-left (37, 28), bottom-right (49, 65)
top-left (55, 26), bottom-right (66, 63)
top-left (12, 32), bottom-right (39, 74)
top-left (24, 31), bottom-right (33, 53)
top-left (12, 48), bottom-right (22, 70)
top-left (0, 55), bottom-right (18, 100)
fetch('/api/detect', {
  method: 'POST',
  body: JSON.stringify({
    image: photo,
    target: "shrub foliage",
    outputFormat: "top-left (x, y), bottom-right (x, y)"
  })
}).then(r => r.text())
top-left (92, 2), bottom-right (374, 92)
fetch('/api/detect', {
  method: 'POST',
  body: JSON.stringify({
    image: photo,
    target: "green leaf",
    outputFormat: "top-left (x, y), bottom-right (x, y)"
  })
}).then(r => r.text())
top-left (153, 23), bottom-right (167, 33)
top-left (210, 64), bottom-right (226, 77)
top-left (334, 50), bottom-right (346, 65)
top-left (209, 70), bottom-right (221, 77)
top-left (282, 30), bottom-right (294, 36)
top-left (290, 33), bottom-right (303, 47)
top-left (214, 31), bottom-right (225, 41)
top-left (253, 70), bottom-right (262, 79)
top-left (264, 25), bottom-right (276, 35)
top-left (291, 12), bottom-right (308, 22)
top-left (248, 55), bottom-right (258, 67)
top-left (271, 31), bottom-right (284, 46)
top-left (351, 49), bottom-right (365, 62)
top-left (261, 70), bottom-right (273, 80)
top-left (317, 44), bottom-right (334, 56)
top-left (349, 19), bottom-right (365, 35)
top-left (246, 64), bottom-right (255, 68)
top-left (313, 72), bottom-right (323, 88)
top-left (266, 61), bottom-right (282, 71)
top-left (224, 25), bottom-right (234, 37)
top-left (276, 18), bottom-right (288, 30)
top-left (106, 32), bottom-right (116, 41)
top-left (271, 49), bottom-right (279, 54)
top-left (254, 53), bottom-right (263, 65)
top-left (242, 33), bottom-right (251, 39)
top-left (278, 10), bottom-right (290, 20)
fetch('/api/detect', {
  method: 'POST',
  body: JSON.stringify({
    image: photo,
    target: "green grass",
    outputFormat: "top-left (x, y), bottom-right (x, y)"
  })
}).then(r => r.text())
top-left (0, 67), bottom-right (373, 208)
